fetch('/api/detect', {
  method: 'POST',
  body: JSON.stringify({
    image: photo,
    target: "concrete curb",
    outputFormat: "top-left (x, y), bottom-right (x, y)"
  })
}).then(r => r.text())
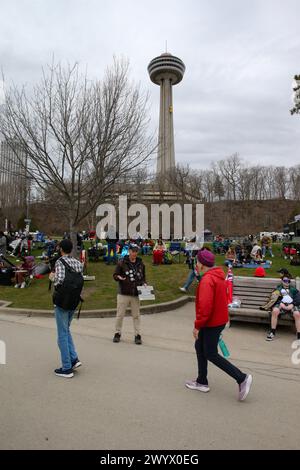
top-left (0, 295), bottom-right (193, 318)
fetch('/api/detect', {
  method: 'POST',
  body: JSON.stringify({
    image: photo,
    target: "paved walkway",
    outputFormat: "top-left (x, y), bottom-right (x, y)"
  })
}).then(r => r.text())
top-left (0, 304), bottom-right (300, 450)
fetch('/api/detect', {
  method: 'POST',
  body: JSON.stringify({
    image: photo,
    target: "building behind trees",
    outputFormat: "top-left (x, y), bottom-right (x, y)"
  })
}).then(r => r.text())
top-left (0, 140), bottom-right (27, 217)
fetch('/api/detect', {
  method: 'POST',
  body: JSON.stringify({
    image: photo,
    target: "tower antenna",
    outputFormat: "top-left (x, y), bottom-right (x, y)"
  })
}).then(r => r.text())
top-left (165, 40), bottom-right (168, 53)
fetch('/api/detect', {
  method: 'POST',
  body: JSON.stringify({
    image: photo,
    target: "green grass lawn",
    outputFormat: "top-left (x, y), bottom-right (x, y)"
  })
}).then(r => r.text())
top-left (0, 243), bottom-right (298, 310)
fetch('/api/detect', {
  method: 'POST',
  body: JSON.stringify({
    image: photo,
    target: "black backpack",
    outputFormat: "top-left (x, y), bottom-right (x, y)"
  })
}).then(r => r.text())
top-left (53, 258), bottom-right (84, 312)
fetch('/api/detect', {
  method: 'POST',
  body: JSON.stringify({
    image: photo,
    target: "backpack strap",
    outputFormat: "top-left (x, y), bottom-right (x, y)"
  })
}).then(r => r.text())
top-left (59, 257), bottom-right (78, 273)
top-left (76, 297), bottom-right (84, 320)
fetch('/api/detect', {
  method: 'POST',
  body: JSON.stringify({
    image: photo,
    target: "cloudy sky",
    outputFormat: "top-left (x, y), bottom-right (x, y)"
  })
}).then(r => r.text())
top-left (0, 0), bottom-right (300, 169)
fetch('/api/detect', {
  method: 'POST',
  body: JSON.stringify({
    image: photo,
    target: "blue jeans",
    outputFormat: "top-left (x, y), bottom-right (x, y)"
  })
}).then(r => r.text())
top-left (183, 270), bottom-right (196, 290)
top-left (55, 306), bottom-right (78, 371)
top-left (262, 246), bottom-right (273, 257)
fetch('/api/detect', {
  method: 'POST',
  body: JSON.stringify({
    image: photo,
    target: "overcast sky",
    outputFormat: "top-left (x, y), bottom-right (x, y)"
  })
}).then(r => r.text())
top-left (0, 0), bottom-right (300, 169)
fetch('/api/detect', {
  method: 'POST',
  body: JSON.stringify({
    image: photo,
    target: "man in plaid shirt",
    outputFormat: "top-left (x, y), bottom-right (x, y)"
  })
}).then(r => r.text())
top-left (54, 252), bottom-right (83, 286)
top-left (52, 239), bottom-right (83, 378)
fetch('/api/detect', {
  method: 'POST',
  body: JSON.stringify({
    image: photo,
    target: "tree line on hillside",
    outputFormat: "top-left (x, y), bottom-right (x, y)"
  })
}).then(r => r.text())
top-left (145, 154), bottom-right (300, 203)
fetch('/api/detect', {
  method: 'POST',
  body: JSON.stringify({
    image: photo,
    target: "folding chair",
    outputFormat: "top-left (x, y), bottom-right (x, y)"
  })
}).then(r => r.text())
top-left (169, 242), bottom-right (182, 263)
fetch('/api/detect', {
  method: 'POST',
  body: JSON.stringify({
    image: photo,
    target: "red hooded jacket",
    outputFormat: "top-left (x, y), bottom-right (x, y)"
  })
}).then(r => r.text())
top-left (195, 267), bottom-right (229, 329)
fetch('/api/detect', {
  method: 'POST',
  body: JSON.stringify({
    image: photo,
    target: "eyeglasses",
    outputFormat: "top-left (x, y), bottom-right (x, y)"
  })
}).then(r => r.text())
top-left (282, 278), bottom-right (291, 283)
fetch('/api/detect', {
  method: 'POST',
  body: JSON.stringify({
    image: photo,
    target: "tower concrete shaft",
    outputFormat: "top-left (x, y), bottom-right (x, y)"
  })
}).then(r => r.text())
top-left (158, 76), bottom-right (175, 174)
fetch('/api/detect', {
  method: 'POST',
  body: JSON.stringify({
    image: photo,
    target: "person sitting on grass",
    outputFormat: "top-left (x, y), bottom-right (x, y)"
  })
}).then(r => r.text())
top-left (234, 244), bottom-right (244, 264)
top-left (224, 246), bottom-right (237, 267)
top-left (250, 244), bottom-right (263, 263)
top-left (14, 256), bottom-right (35, 289)
top-left (152, 239), bottom-right (166, 265)
top-left (141, 239), bottom-right (152, 255)
top-left (266, 276), bottom-right (300, 342)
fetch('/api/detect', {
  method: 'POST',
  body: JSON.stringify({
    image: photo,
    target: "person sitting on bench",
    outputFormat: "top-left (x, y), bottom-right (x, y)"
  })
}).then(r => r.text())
top-left (266, 276), bottom-right (300, 342)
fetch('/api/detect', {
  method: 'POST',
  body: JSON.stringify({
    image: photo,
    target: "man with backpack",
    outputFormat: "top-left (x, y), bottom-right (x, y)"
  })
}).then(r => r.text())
top-left (52, 239), bottom-right (84, 378)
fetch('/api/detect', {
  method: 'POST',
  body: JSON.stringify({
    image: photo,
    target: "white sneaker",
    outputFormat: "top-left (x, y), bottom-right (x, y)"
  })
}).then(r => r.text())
top-left (180, 287), bottom-right (187, 293)
top-left (20, 282), bottom-right (26, 289)
top-left (238, 374), bottom-right (253, 401)
top-left (185, 380), bottom-right (210, 392)
top-left (14, 284), bottom-right (20, 288)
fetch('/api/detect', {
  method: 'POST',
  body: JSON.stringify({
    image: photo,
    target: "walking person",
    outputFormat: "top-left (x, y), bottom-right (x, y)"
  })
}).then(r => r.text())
top-left (180, 250), bottom-right (200, 293)
top-left (113, 244), bottom-right (146, 345)
top-left (0, 231), bottom-right (7, 256)
top-left (52, 239), bottom-right (84, 378)
top-left (185, 249), bottom-right (253, 401)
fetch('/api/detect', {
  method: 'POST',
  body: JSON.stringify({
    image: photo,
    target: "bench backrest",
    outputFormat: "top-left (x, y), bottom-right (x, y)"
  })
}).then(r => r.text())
top-left (232, 276), bottom-right (296, 310)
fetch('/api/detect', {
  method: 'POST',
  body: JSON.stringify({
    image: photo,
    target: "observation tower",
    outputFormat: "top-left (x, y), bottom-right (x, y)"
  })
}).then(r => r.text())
top-left (148, 52), bottom-right (185, 175)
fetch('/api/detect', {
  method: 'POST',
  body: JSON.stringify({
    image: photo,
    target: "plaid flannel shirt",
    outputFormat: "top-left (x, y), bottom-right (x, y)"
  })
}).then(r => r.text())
top-left (54, 255), bottom-right (83, 287)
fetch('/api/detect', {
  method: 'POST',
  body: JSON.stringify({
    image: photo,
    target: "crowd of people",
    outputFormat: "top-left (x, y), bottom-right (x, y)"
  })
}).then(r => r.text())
top-left (1, 226), bottom-right (299, 402)
top-left (221, 235), bottom-right (275, 267)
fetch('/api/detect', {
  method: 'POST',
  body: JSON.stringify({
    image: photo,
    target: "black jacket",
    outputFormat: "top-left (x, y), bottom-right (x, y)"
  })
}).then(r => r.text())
top-left (113, 255), bottom-right (146, 296)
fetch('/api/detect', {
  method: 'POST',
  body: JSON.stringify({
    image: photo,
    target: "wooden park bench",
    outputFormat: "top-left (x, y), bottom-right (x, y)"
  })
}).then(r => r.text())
top-left (229, 276), bottom-right (296, 325)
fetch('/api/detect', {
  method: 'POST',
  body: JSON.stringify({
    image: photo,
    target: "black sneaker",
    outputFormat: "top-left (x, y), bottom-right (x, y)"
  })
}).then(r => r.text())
top-left (135, 334), bottom-right (142, 345)
top-left (266, 332), bottom-right (275, 341)
top-left (113, 332), bottom-right (121, 343)
top-left (71, 358), bottom-right (82, 369)
top-left (54, 368), bottom-right (74, 378)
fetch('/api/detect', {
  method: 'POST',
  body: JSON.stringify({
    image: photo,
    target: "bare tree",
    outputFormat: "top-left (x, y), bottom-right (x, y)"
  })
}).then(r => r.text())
top-left (0, 59), bottom-right (154, 250)
top-left (217, 153), bottom-right (242, 201)
top-left (291, 74), bottom-right (300, 115)
top-left (273, 166), bottom-right (288, 199)
top-left (237, 167), bottom-right (254, 201)
top-left (289, 165), bottom-right (300, 200)
top-left (167, 164), bottom-right (191, 201)
top-left (165, 164), bottom-right (204, 202)
top-left (212, 171), bottom-right (225, 201)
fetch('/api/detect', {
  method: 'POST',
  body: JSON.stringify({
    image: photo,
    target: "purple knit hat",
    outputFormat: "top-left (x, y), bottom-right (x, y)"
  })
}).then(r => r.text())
top-left (197, 249), bottom-right (215, 267)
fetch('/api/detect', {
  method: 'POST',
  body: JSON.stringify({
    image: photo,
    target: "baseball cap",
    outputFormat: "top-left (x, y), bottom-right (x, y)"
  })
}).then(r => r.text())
top-left (277, 268), bottom-right (291, 277)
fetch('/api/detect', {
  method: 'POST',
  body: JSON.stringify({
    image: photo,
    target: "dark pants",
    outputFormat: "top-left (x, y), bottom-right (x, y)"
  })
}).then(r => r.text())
top-left (195, 325), bottom-right (246, 385)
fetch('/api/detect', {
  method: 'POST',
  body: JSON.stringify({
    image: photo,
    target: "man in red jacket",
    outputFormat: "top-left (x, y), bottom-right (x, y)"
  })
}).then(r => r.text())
top-left (185, 249), bottom-right (253, 401)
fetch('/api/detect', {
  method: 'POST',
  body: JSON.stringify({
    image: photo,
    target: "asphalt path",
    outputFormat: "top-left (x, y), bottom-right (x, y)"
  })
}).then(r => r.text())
top-left (0, 304), bottom-right (300, 450)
